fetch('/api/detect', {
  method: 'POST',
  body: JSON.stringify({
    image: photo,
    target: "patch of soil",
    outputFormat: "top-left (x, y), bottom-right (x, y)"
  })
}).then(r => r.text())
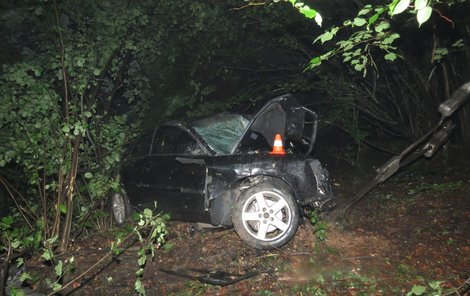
top-left (24, 154), bottom-right (470, 295)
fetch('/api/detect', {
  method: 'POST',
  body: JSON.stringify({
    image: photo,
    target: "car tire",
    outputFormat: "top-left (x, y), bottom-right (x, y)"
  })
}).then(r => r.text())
top-left (232, 179), bottom-right (300, 249)
top-left (111, 190), bottom-right (132, 225)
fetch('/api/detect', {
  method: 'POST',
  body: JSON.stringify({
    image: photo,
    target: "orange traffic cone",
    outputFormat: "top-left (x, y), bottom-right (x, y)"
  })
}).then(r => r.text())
top-left (270, 133), bottom-right (286, 155)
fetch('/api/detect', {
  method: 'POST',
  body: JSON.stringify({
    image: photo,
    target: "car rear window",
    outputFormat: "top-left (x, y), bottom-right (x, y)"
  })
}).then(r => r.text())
top-left (191, 114), bottom-right (250, 155)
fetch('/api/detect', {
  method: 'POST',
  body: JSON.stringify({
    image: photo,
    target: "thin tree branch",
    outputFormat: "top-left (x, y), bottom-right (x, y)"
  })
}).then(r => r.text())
top-left (231, 1), bottom-right (269, 11)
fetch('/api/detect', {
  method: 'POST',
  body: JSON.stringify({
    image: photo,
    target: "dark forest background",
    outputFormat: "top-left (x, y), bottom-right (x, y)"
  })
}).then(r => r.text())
top-left (0, 0), bottom-right (469, 293)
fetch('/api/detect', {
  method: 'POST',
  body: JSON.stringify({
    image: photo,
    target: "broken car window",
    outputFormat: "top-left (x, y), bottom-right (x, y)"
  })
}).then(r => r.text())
top-left (191, 114), bottom-right (250, 155)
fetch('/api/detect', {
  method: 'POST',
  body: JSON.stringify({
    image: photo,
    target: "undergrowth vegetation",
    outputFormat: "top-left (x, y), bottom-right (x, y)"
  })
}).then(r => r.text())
top-left (2, 206), bottom-right (168, 295)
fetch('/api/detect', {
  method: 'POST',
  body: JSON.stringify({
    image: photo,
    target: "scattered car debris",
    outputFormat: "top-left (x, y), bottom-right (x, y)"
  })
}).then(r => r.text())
top-left (159, 268), bottom-right (269, 286)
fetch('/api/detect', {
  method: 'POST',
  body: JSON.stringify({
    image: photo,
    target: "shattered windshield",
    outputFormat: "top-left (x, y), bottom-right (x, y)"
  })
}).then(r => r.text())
top-left (191, 114), bottom-right (250, 155)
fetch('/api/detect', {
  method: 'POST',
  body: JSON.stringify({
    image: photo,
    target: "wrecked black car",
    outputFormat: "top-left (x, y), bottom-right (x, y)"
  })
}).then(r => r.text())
top-left (112, 95), bottom-right (334, 249)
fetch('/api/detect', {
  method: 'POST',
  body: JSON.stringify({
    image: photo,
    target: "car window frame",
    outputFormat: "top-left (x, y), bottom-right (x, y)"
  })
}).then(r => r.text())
top-left (125, 129), bottom-right (156, 159)
top-left (149, 123), bottom-right (210, 156)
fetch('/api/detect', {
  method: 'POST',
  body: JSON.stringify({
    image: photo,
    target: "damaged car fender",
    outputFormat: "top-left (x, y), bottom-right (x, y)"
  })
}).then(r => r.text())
top-left (205, 154), bottom-right (333, 226)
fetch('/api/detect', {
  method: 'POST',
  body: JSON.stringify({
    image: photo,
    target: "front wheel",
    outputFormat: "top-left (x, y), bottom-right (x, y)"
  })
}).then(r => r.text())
top-left (232, 179), bottom-right (300, 249)
top-left (111, 191), bottom-right (132, 224)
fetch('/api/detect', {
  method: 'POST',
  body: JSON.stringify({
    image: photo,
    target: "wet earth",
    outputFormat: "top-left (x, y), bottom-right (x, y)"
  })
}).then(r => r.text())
top-left (18, 152), bottom-right (470, 295)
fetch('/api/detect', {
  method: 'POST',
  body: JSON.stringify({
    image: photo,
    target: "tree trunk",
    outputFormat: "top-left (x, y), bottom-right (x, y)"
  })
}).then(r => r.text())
top-left (458, 23), bottom-right (470, 148)
top-left (60, 135), bottom-right (81, 252)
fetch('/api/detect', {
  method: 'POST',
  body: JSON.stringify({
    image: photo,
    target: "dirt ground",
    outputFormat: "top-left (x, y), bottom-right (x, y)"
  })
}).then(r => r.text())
top-left (24, 152), bottom-right (470, 295)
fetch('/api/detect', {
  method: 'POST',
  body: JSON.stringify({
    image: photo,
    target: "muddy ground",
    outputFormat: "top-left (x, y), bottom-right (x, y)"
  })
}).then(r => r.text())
top-left (22, 152), bottom-right (470, 295)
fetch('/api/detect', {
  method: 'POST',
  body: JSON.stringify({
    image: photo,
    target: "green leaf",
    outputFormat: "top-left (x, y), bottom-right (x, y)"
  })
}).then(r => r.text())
top-left (42, 249), bottom-right (53, 261)
top-left (320, 32), bottom-right (334, 44)
top-left (358, 5), bottom-right (372, 16)
top-left (76, 57), bottom-right (85, 67)
top-left (112, 245), bottom-right (122, 256)
top-left (299, 6), bottom-right (316, 19)
top-left (452, 39), bottom-right (464, 47)
top-left (143, 208), bottom-right (152, 219)
top-left (417, 6), bottom-right (432, 26)
top-left (46, 235), bottom-right (58, 245)
top-left (392, 0), bottom-right (410, 15)
top-left (84, 172), bottom-right (93, 179)
top-left (57, 69), bottom-right (63, 81)
top-left (1, 215), bottom-right (14, 227)
top-left (415, 0), bottom-right (428, 10)
top-left (314, 27), bottom-right (339, 44)
top-left (135, 267), bottom-right (145, 276)
top-left (428, 280), bottom-right (443, 290)
top-left (375, 21), bottom-right (390, 33)
top-left (55, 260), bottom-right (63, 276)
top-left (410, 285), bottom-right (426, 295)
top-left (58, 204), bottom-right (67, 214)
top-left (134, 278), bottom-right (146, 295)
top-left (383, 33), bottom-right (400, 45)
top-left (33, 68), bottom-right (42, 77)
top-left (53, 283), bottom-right (62, 292)
top-left (137, 254), bottom-right (148, 267)
top-left (353, 18), bottom-right (367, 26)
top-left (384, 52), bottom-right (397, 61)
top-left (11, 240), bottom-right (21, 249)
top-left (354, 64), bottom-right (365, 71)
top-left (433, 47), bottom-right (448, 61)
top-left (19, 272), bottom-right (32, 282)
top-left (83, 111), bottom-right (92, 118)
top-left (310, 56), bottom-right (321, 66)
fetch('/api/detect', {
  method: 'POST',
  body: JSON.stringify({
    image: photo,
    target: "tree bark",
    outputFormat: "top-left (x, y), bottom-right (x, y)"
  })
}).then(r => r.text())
top-left (60, 135), bottom-right (81, 252)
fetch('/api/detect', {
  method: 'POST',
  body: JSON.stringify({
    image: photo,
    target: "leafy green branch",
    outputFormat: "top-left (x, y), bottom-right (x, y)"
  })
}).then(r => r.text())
top-left (303, 0), bottom-right (456, 75)
top-left (284, 0), bottom-right (323, 26)
top-left (0, 0), bottom-right (151, 255)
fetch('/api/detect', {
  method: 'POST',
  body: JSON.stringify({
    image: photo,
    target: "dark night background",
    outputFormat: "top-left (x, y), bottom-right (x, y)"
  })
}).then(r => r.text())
top-left (0, 0), bottom-right (469, 295)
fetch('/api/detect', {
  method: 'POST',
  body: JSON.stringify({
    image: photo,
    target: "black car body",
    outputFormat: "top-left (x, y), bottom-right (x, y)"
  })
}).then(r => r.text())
top-left (113, 94), bottom-right (334, 249)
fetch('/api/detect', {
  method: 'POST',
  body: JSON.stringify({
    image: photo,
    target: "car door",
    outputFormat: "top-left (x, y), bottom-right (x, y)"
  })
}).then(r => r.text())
top-left (136, 125), bottom-right (208, 221)
top-left (121, 130), bottom-right (155, 208)
top-left (233, 94), bottom-right (317, 154)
